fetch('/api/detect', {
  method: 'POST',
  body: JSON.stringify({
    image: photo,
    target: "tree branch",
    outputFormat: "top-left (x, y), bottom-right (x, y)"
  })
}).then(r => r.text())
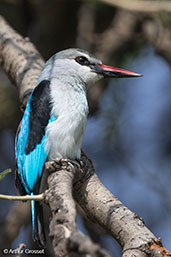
top-left (44, 159), bottom-right (111, 257)
top-left (142, 19), bottom-right (171, 64)
top-left (94, 10), bottom-right (140, 63)
top-left (0, 15), bottom-right (44, 107)
top-left (98, 0), bottom-right (171, 13)
top-left (74, 153), bottom-right (170, 257)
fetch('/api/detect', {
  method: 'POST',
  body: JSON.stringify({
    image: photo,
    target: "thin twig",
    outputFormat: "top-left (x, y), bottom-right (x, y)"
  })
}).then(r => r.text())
top-left (15, 243), bottom-right (26, 257)
top-left (0, 193), bottom-right (44, 201)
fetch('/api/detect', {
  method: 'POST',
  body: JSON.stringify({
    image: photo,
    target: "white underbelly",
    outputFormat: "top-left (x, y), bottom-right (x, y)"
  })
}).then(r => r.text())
top-left (45, 113), bottom-right (87, 160)
top-left (46, 78), bottom-right (88, 160)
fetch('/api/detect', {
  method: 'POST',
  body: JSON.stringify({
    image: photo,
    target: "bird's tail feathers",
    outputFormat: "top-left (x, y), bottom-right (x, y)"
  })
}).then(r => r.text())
top-left (31, 193), bottom-right (46, 248)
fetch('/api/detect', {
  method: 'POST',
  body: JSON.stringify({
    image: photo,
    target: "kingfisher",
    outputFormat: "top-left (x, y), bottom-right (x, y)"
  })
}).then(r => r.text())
top-left (15, 48), bottom-right (142, 247)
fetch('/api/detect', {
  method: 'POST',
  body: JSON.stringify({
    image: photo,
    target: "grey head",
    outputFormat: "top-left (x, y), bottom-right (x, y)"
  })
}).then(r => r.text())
top-left (38, 48), bottom-right (142, 87)
top-left (54, 48), bottom-right (101, 65)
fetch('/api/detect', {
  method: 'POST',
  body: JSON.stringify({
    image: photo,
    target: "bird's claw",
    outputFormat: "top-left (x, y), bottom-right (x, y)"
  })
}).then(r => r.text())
top-left (48, 158), bottom-right (82, 173)
top-left (67, 159), bottom-right (84, 174)
top-left (46, 158), bottom-right (85, 177)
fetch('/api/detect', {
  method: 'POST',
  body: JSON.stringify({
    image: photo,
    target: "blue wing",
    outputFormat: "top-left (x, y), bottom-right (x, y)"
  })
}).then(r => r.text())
top-left (15, 80), bottom-right (56, 194)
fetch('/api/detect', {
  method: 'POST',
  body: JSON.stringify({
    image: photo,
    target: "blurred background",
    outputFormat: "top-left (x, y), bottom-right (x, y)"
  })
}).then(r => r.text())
top-left (0, 0), bottom-right (171, 256)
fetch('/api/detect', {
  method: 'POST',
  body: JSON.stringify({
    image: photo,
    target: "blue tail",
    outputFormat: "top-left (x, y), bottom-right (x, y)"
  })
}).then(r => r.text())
top-left (31, 193), bottom-right (46, 248)
top-left (31, 195), bottom-right (35, 239)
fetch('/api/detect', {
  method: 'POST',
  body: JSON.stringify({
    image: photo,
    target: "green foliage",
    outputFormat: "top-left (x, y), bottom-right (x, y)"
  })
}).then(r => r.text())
top-left (0, 169), bottom-right (12, 182)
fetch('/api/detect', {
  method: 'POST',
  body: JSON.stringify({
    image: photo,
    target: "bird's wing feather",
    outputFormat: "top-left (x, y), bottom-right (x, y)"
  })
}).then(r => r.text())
top-left (15, 80), bottom-right (56, 193)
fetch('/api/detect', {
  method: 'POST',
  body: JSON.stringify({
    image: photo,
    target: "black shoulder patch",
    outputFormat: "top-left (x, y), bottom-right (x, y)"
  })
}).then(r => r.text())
top-left (25, 80), bottom-right (51, 155)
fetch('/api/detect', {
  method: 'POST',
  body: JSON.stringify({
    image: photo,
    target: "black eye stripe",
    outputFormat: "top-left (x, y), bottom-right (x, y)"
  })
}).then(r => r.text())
top-left (75, 56), bottom-right (90, 66)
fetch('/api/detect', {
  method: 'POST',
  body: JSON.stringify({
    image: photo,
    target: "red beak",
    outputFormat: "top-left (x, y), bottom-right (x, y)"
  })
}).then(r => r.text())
top-left (93, 64), bottom-right (143, 78)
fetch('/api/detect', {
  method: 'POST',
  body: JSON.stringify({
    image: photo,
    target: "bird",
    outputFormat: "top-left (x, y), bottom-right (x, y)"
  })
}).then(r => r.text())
top-left (15, 48), bottom-right (142, 247)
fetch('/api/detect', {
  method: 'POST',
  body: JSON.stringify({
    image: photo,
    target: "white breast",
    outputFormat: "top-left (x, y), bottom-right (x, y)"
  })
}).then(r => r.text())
top-left (45, 78), bottom-right (88, 160)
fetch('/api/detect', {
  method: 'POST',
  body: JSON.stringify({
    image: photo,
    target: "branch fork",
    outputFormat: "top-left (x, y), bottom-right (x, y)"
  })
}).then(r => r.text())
top-left (44, 157), bottom-right (110, 257)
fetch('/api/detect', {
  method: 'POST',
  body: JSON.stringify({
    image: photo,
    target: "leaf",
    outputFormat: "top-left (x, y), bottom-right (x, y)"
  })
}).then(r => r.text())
top-left (0, 169), bottom-right (12, 182)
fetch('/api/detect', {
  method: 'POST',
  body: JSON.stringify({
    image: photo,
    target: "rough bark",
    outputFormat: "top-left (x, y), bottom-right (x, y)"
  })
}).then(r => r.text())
top-left (74, 153), bottom-right (170, 257)
top-left (0, 15), bottom-right (44, 108)
top-left (44, 159), bottom-right (111, 257)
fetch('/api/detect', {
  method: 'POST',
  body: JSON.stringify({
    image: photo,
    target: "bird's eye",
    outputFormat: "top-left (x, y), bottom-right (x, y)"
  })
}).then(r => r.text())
top-left (75, 56), bottom-right (90, 66)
